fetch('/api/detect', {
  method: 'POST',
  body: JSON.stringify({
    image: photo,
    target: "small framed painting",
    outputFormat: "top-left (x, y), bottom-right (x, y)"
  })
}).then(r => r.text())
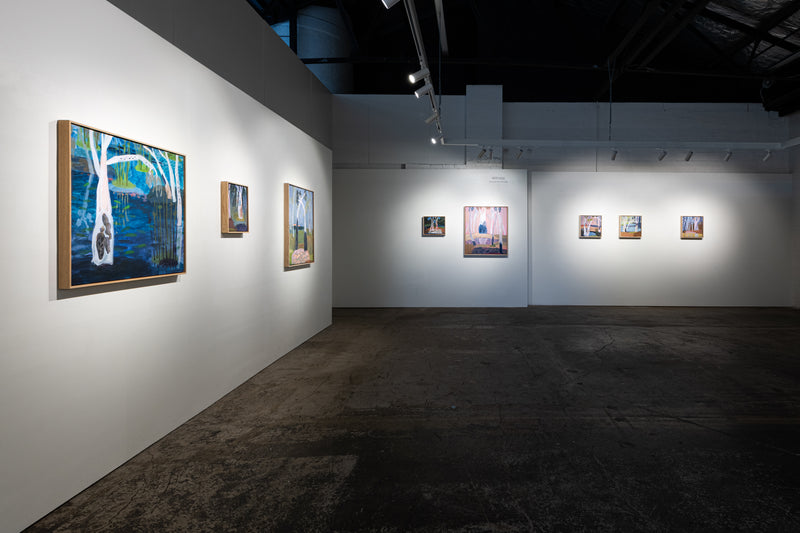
top-left (619, 215), bottom-right (642, 239)
top-left (422, 216), bottom-right (445, 236)
top-left (464, 206), bottom-right (508, 256)
top-left (57, 120), bottom-right (186, 289)
top-left (681, 215), bottom-right (704, 239)
top-left (221, 181), bottom-right (249, 233)
top-left (284, 183), bottom-right (314, 267)
top-left (579, 215), bottom-right (602, 238)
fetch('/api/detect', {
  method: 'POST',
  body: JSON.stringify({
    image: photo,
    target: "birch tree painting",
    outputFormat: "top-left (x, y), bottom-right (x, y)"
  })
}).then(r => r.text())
top-left (58, 121), bottom-right (186, 288)
top-left (463, 206), bottom-right (508, 256)
top-left (619, 215), bottom-right (642, 239)
top-left (284, 183), bottom-right (314, 267)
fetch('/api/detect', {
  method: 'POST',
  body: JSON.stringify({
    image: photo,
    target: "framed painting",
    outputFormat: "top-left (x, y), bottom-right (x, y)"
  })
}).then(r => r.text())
top-left (464, 206), bottom-right (508, 256)
top-left (422, 216), bottom-right (445, 236)
top-left (619, 215), bottom-right (642, 239)
top-left (681, 215), bottom-right (704, 239)
top-left (579, 215), bottom-right (602, 238)
top-left (221, 181), bottom-right (249, 233)
top-left (284, 183), bottom-right (314, 267)
top-left (57, 120), bottom-right (186, 289)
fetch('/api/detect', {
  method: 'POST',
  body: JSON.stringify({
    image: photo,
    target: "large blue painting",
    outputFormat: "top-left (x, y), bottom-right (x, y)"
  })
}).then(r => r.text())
top-left (58, 121), bottom-right (186, 288)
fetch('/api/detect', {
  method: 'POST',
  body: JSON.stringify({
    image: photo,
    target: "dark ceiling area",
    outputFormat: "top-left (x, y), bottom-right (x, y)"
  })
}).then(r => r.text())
top-left (247, 0), bottom-right (800, 116)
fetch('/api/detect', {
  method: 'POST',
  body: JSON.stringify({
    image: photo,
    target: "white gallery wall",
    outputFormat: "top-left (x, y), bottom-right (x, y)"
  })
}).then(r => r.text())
top-left (529, 171), bottom-right (792, 306)
top-left (333, 95), bottom-right (797, 307)
top-left (334, 169), bottom-right (528, 307)
top-left (0, 2), bottom-right (332, 532)
top-left (107, 0), bottom-right (333, 147)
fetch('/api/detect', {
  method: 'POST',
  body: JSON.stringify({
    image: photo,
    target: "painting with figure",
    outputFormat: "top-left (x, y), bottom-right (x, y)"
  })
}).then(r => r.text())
top-left (619, 215), bottom-right (642, 239)
top-left (422, 216), bottom-right (446, 236)
top-left (464, 206), bottom-right (508, 256)
top-left (221, 181), bottom-right (249, 233)
top-left (284, 183), bottom-right (314, 267)
top-left (579, 215), bottom-right (602, 238)
top-left (57, 120), bottom-right (186, 289)
top-left (681, 216), bottom-right (703, 239)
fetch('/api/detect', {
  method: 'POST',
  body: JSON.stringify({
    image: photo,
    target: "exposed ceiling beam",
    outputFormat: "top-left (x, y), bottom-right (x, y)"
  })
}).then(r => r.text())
top-left (433, 0), bottom-right (449, 55)
top-left (713, 0), bottom-right (800, 66)
top-left (636, 0), bottom-right (712, 67)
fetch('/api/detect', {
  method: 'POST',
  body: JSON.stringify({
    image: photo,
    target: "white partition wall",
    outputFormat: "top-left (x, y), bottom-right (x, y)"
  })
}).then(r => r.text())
top-left (333, 169), bottom-right (528, 307)
top-left (530, 172), bottom-right (793, 306)
top-left (0, 2), bottom-right (332, 531)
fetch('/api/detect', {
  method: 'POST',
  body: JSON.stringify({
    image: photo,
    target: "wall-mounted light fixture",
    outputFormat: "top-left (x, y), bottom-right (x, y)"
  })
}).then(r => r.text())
top-left (477, 148), bottom-right (486, 159)
top-left (684, 151), bottom-right (693, 162)
top-left (724, 151), bottom-right (732, 162)
top-left (425, 112), bottom-right (439, 124)
top-left (658, 150), bottom-right (667, 161)
top-left (408, 67), bottom-right (430, 84)
top-left (515, 148), bottom-right (524, 159)
top-left (611, 149), bottom-right (618, 161)
top-left (763, 150), bottom-right (772, 162)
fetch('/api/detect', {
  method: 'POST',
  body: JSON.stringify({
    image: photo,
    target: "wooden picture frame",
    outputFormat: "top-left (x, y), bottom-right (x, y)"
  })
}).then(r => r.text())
top-left (284, 183), bottom-right (314, 267)
top-left (579, 215), bottom-right (602, 238)
top-left (57, 120), bottom-right (186, 289)
top-left (681, 215), bottom-right (704, 239)
top-left (422, 216), bottom-right (446, 236)
top-left (619, 215), bottom-right (642, 239)
top-left (464, 206), bottom-right (508, 256)
top-left (221, 181), bottom-right (249, 233)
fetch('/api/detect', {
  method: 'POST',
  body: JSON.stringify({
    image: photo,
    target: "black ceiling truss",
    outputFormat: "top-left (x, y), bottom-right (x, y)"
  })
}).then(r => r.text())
top-left (245, 0), bottom-right (800, 114)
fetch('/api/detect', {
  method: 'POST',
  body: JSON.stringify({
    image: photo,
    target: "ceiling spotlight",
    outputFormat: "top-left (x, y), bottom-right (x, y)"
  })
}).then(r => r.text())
top-left (724, 151), bottom-right (732, 162)
top-left (414, 83), bottom-right (433, 99)
top-left (763, 150), bottom-right (772, 162)
top-left (430, 137), bottom-right (437, 145)
top-left (477, 148), bottom-right (486, 159)
top-left (489, 149), bottom-right (494, 159)
top-left (611, 149), bottom-right (618, 161)
top-left (658, 150), bottom-right (667, 161)
top-left (424, 112), bottom-right (438, 124)
top-left (685, 151), bottom-right (693, 162)
top-left (515, 148), bottom-right (524, 159)
top-left (381, 0), bottom-right (401, 8)
top-left (408, 67), bottom-right (430, 84)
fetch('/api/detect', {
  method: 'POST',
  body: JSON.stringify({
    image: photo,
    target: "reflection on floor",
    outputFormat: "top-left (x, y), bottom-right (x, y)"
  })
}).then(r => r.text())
top-left (27, 307), bottom-right (800, 532)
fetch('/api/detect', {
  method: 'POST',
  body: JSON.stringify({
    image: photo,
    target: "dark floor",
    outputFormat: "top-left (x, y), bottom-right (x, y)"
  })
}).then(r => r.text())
top-left (27, 307), bottom-right (800, 532)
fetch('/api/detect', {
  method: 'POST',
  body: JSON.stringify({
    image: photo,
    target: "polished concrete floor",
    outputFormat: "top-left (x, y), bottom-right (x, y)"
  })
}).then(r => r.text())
top-left (28, 307), bottom-right (800, 532)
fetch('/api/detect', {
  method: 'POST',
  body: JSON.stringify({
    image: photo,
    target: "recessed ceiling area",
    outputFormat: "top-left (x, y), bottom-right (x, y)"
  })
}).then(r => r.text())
top-left (247, 0), bottom-right (800, 115)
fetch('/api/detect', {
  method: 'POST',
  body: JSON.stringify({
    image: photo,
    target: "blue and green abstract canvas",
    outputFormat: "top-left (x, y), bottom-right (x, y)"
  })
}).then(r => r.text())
top-left (58, 121), bottom-right (186, 288)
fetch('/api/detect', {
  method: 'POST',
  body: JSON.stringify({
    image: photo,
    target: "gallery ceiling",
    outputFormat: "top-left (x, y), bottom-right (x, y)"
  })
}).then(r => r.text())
top-left (246, 0), bottom-right (800, 116)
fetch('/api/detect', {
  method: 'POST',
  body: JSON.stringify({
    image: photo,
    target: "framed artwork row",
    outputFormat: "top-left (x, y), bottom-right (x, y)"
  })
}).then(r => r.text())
top-left (578, 215), bottom-right (704, 239)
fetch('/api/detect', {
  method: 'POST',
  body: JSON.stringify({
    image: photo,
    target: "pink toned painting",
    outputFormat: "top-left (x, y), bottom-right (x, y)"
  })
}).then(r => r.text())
top-left (464, 206), bottom-right (508, 256)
